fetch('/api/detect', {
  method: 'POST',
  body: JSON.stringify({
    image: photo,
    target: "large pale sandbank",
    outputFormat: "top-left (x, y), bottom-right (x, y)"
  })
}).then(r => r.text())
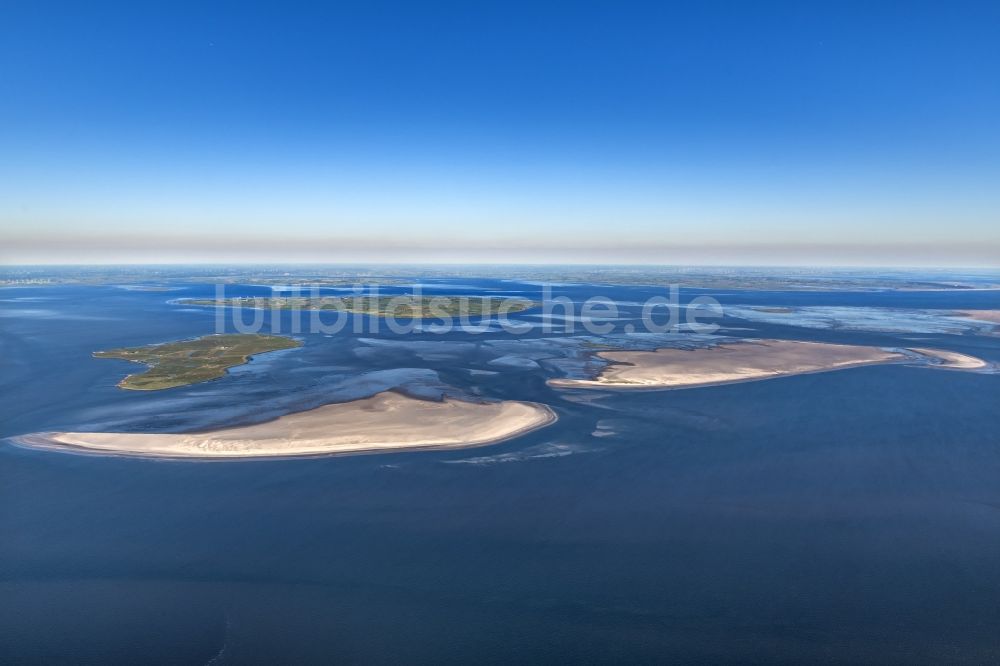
top-left (14, 392), bottom-right (557, 459)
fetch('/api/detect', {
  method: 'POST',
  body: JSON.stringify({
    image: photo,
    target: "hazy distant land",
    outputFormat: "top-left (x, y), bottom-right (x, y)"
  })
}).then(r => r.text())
top-left (726, 306), bottom-right (1000, 336)
top-left (179, 295), bottom-right (537, 318)
top-left (4, 265), bottom-right (1000, 291)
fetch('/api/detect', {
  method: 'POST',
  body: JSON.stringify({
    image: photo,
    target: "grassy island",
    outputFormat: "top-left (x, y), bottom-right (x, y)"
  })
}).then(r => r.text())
top-left (94, 333), bottom-right (302, 390)
top-left (179, 295), bottom-right (537, 318)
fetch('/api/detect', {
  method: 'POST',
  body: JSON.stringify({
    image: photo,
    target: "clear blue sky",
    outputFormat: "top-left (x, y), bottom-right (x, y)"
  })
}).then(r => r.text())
top-left (2, 1), bottom-right (998, 265)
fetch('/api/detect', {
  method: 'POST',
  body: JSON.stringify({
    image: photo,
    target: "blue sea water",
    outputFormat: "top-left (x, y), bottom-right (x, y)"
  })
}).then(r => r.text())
top-left (2, 279), bottom-right (1000, 663)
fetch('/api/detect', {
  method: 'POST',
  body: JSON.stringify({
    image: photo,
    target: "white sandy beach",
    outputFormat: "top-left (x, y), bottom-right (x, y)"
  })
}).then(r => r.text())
top-left (548, 340), bottom-right (906, 390)
top-left (16, 392), bottom-right (557, 459)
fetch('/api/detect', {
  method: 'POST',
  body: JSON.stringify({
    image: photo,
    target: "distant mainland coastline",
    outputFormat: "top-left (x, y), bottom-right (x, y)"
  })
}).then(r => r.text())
top-left (177, 295), bottom-right (537, 319)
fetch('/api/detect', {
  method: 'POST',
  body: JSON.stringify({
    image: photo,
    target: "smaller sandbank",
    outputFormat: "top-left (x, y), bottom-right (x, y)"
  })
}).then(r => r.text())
top-left (907, 347), bottom-right (989, 370)
top-left (548, 339), bottom-right (988, 391)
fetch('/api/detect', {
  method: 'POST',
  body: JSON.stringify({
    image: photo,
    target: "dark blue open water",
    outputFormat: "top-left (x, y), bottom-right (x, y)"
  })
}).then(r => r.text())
top-left (2, 279), bottom-right (1000, 663)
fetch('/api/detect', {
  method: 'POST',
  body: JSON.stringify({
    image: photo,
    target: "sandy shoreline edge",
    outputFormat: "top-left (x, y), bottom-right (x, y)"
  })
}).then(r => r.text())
top-left (11, 391), bottom-right (558, 460)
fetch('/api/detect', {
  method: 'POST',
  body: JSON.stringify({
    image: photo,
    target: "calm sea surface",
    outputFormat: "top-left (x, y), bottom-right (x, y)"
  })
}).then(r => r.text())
top-left (2, 280), bottom-right (1000, 663)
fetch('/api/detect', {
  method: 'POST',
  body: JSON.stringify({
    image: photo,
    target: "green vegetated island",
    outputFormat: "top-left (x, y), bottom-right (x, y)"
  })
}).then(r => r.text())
top-left (179, 295), bottom-right (538, 318)
top-left (94, 334), bottom-right (302, 390)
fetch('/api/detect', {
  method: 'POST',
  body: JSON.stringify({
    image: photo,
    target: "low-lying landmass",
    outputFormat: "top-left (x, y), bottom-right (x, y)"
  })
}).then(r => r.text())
top-left (5, 265), bottom-right (1000, 291)
top-left (179, 295), bottom-right (537, 318)
top-left (0, 266), bottom-right (414, 287)
top-left (724, 305), bottom-right (1000, 336)
top-left (478, 266), bottom-right (1000, 291)
top-left (548, 339), bottom-right (989, 390)
top-left (116, 285), bottom-right (179, 292)
top-left (15, 392), bottom-right (557, 459)
top-left (94, 333), bottom-right (302, 390)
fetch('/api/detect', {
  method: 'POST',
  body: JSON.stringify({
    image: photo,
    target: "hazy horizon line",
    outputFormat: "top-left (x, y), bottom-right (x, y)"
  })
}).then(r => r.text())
top-left (3, 261), bottom-right (1000, 271)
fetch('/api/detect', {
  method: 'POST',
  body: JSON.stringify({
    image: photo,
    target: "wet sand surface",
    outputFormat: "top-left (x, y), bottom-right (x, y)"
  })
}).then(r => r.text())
top-left (955, 309), bottom-right (1000, 325)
